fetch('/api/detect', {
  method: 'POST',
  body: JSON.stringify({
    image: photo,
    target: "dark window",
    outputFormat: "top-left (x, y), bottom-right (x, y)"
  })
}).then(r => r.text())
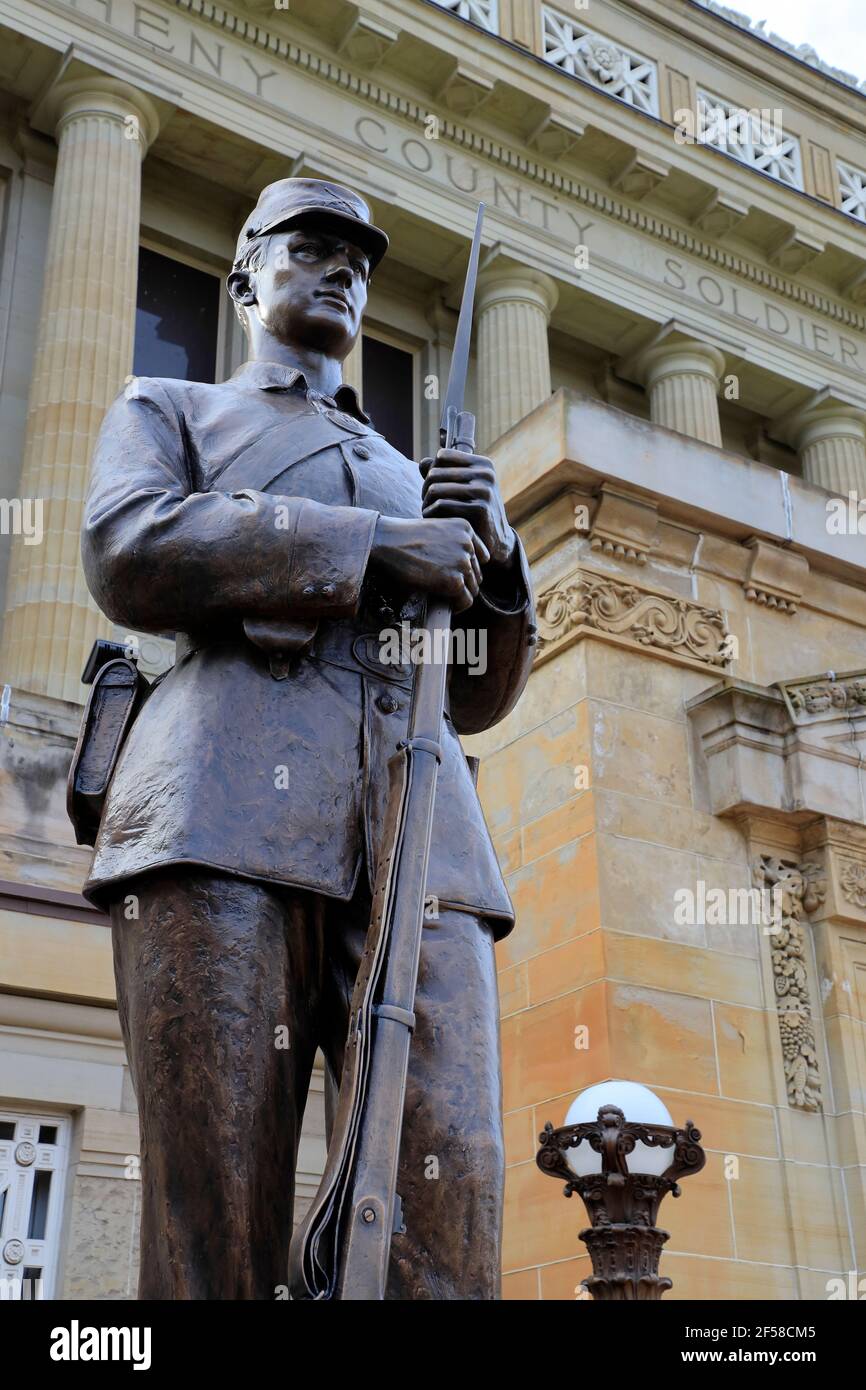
top-left (27, 1170), bottom-right (52, 1241)
top-left (0, 1122), bottom-right (13, 1140)
top-left (38, 1126), bottom-right (57, 1145)
top-left (362, 337), bottom-right (414, 458)
top-left (134, 247), bottom-right (220, 383)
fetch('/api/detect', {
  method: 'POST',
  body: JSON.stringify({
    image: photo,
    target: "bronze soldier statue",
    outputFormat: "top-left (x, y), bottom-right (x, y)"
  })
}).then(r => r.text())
top-left (77, 179), bottom-right (535, 1300)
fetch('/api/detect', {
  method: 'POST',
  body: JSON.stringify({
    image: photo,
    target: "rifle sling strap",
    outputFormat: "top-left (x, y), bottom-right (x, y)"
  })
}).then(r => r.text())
top-left (397, 736), bottom-right (442, 761)
top-left (373, 1003), bottom-right (416, 1032)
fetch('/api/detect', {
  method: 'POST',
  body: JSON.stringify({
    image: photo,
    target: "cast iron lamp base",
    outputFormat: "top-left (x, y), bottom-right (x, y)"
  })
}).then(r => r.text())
top-left (536, 1104), bottom-right (706, 1300)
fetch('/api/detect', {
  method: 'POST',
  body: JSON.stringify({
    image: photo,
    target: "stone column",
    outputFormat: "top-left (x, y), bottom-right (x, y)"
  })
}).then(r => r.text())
top-left (475, 265), bottom-right (558, 448)
top-left (422, 298), bottom-right (455, 459)
top-left (0, 79), bottom-right (160, 703)
top-left (788, 403), bottom-right (866, 495)
top-left (341, 334), bottom-right (364, 402)
top-left (637, 339), bottom-right (726, 447)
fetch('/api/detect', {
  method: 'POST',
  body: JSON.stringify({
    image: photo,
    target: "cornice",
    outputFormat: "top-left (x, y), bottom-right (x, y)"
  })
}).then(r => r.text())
top-left (158, 0), bottom-right (866, 334)
top-left (682, 0), bottom-right (866, 112)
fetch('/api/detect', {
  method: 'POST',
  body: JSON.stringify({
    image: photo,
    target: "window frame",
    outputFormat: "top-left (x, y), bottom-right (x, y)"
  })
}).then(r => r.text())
top-left (136, 236), bottom-right (231, 385)
top-left (0, 1109), bottom-right (70, 1301)
top-left (360, 320), bottom-right (423, 461)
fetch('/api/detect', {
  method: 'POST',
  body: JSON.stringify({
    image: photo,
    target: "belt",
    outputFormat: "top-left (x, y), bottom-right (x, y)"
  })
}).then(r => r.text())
top-left (173, 625), bottom-right (418, 691)
top-left (310, 624), bottom-right (414, 689)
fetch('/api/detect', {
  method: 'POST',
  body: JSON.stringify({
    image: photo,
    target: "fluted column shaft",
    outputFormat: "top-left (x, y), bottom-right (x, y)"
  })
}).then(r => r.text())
top-left (475, 267), bottom-right (558, 449)
top-left (0, 80), bottom-right (159, 701)
top-left (641, 341), bottom-right (726, 447)
top-left (341, 333), bottom-right (364, 402)
top-left (797, 414), bottom-right (866, 495)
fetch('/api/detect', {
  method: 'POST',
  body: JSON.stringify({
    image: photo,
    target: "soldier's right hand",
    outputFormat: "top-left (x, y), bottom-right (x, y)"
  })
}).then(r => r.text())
top-left (369, 516), bottom-right (490, 613)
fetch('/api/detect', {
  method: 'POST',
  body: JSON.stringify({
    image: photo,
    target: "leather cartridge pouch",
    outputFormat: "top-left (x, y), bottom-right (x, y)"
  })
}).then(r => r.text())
top-left (67, 658), bottom-right (150, 847)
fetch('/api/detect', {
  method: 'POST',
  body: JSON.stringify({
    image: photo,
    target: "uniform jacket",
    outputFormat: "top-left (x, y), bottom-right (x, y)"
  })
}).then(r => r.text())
top-left (80, 360), bottom-right (535, 934)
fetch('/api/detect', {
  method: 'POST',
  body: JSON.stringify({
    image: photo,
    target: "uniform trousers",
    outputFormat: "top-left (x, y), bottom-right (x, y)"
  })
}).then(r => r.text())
top-left (109, 866), bottom-right (504, 1300)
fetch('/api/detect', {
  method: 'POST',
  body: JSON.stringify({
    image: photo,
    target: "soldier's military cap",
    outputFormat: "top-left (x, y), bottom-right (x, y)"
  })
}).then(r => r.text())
top-left (235, 177), bottom-right (389, 271)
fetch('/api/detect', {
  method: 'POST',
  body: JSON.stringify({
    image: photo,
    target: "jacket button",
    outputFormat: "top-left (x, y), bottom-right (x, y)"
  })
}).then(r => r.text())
top-left (376, 693), bottom-right (400, 714)
top-left (353, 444), bottom-right (371, 460)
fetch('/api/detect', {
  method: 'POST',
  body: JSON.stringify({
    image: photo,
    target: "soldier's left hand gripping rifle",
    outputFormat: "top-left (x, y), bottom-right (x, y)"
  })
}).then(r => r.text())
top-left (287, 203), bottom-right (487, 1301)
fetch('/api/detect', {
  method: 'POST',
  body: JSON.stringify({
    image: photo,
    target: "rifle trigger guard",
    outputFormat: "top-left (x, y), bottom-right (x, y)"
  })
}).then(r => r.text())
top-left (374, 1003), bottom-right (416, 1032)
top-left (398, 736), bottom-right (442, 762)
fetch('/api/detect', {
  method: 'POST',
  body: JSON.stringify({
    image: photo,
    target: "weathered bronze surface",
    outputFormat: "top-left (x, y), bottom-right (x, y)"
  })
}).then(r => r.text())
top-left (78, 178), bottom-right (535, 1299)
top-left (112, 869), bottom-right (504, 1299)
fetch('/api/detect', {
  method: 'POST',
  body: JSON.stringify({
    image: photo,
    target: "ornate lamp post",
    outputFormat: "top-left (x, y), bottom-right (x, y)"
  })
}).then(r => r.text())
top-left (536, 1080), bottom-right (705, 1300)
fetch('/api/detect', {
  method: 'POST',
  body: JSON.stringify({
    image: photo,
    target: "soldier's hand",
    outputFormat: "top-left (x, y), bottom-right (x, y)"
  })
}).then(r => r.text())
top-left (370, 516), bottom-right (489, 613)
top-left (420, 449), bottom-right (516, 566)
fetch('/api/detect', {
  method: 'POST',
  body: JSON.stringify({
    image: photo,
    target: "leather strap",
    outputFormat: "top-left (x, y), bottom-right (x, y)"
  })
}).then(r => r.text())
top-left (373, 1003), bottom-right (416, 1032)
top-left (216, 407), bottom-right (375, 497)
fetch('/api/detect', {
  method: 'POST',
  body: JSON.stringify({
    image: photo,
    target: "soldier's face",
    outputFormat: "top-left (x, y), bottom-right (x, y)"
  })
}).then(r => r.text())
top-left (247, 224), bottom-right (369, 358)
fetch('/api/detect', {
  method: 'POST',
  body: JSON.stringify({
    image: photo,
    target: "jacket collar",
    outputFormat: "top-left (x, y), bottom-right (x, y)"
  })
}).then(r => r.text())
top-left (230, 359), bottom-right (370, 424)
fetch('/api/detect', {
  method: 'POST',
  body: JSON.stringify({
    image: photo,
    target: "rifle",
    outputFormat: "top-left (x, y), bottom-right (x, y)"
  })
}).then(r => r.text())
top-left (288, 203), bottom-right (486, 1300)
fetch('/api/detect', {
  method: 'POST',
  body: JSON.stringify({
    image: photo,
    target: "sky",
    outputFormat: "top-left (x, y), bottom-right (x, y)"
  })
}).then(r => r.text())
top-left (727, 0), bottom-right (866, 79)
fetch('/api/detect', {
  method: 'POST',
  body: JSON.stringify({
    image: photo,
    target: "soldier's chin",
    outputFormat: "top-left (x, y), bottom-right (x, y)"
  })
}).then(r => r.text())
top-left (301, 305), bottom-right (355, 354)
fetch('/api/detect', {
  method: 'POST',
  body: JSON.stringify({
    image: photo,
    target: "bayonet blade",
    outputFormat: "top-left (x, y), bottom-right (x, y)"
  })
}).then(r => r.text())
top-left (440, 202), bottom-right (485, 449)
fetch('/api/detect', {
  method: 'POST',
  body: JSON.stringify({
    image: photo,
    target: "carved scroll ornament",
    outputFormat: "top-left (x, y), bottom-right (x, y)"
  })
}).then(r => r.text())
top-left (535, 569), bottom-right (730, 668)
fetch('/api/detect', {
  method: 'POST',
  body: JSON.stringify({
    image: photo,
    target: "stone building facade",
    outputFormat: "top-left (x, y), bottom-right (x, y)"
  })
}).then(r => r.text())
top-left (0, 0), bottom-right (864, 1299)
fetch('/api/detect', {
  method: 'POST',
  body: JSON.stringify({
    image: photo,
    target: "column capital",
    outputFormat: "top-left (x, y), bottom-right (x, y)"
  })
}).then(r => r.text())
top-left (475, 262), bottom-right (559, 319)
top-left (621, 320), bottom-right (728, 391)
top-left (30, 56), bottom-right (174, 156)
top-left (771, 388), bottom-right (866, 452)
top-left (619, 319), bottom-right (735, 448)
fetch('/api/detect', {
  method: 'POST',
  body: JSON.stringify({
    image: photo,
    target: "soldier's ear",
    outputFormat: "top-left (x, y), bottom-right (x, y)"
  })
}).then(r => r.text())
top-left (227, 269), bottom-right (257, 307)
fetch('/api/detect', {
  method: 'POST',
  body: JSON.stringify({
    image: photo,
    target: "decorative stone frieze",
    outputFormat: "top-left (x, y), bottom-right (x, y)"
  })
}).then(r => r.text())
top-left (801, 821), bottom-right (866, 925)
top-left (430, 0), bottom-right (498, 33)
top-left (541, 9), bottom-right (659, 115)
top-left (696, 90), bottom-right (804, 190)
top-left (151, 0), bottom-right (866, 334)
top-left (838, 159), bottom-right (866, 224)
top-left (752, 856), bottom-right (826, 1112)
top-left (839, 859), bottom-right (866, 908)
top-left (779, 671), bottom-right (866, 719)
top-left (535, 568), bottom-right (730, 670)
